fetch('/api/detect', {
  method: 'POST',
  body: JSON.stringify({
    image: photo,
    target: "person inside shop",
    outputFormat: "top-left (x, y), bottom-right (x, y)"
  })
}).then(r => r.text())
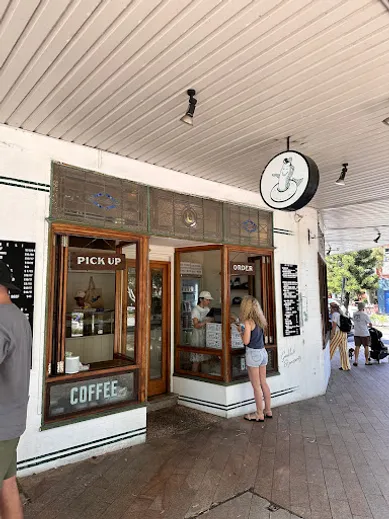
top-left (237, 295), bottom-right (272, 422)
top-left (73, 290), bottom-right (91, 310)
top-left (190, 291), bottom-right (214, 372)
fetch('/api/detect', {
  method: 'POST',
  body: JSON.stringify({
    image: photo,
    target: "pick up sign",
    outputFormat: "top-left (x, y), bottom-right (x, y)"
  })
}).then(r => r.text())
top-left (70, 252), bottom-right (126, 271)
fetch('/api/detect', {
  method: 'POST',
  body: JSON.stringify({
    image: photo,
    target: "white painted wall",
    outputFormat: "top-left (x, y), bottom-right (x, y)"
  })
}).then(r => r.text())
top-left (0, 124), bottom-right (329, 474)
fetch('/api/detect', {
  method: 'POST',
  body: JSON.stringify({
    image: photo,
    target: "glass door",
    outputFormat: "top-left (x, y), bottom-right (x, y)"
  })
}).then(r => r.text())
top-left (149, 262), bottom-right (170, 397)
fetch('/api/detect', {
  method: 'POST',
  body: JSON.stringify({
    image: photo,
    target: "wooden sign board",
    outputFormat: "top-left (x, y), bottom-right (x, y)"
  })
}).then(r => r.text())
top-left (70, 252), bottom-right (126, 271)
top-left (47, 372), bottom-right (135, 419)
top-left (230, 262), bottom-right (255, 275)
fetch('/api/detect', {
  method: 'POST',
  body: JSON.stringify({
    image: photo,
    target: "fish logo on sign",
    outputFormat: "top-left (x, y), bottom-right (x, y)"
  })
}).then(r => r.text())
top-left (260, 150), bottom-right (319, 211)
top-left (270, 157), bottom-right (303, 203)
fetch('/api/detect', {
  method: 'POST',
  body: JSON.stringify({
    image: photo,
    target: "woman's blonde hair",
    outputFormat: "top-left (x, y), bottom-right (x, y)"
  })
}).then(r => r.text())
top-left (240, 295), bottom-right (267, 329)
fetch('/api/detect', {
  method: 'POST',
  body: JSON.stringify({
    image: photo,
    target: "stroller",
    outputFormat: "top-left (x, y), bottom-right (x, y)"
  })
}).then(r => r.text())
top-left (369, 327), bottom-right (389, 363)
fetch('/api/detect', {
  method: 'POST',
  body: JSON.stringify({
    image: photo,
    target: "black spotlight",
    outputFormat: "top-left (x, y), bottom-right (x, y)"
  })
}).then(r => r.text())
top-left (180, 89), bottom-right (197, 126)
top-left (335, 163), bottom-right (348, 186)
top-left (374, 231), bottom-right (381, 244)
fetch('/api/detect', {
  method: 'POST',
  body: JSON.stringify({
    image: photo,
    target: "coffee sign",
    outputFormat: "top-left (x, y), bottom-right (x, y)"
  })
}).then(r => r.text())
top-left (47, 372), bottom-right (135, 419)
top-left (230, 262), bottom-right (255, 275)
top-left (70, 252), bottom-right (125, 271)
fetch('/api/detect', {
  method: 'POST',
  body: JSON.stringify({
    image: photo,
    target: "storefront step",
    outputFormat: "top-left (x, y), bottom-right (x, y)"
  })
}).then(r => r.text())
top-left (146, 393), bottom-right (178, 413)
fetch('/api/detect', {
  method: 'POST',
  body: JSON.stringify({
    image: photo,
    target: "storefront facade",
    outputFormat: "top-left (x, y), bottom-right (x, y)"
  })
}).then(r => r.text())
top-left (0, 124), bottom-right (331, 476)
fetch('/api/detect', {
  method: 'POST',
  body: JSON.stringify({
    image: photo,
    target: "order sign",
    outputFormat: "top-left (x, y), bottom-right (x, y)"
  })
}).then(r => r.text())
top-left (70, 252), bottom-right (125, 271)
top-left (230, 262), bottom-right (255, 275)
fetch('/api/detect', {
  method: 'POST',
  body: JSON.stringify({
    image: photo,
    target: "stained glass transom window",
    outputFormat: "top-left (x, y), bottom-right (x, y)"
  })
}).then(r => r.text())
top-left (223, 203), bottom-right (273, 247)
top-left (149, 188), bottom-right (223, 242)
top-left (51, 163), bottom-right (272, 247)
top-left (51, 163), bottom-right (147, 232)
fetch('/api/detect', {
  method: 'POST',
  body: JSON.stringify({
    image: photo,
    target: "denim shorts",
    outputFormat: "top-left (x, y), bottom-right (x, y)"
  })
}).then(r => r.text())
top-left (246, 347), bottom-right (268, 367)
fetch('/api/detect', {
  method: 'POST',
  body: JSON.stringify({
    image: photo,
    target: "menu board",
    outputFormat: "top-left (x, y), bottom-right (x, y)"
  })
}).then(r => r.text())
top-left (0, 240), bottom-right (36, 335)
top-left (280, 263), bottom-right (300, 337)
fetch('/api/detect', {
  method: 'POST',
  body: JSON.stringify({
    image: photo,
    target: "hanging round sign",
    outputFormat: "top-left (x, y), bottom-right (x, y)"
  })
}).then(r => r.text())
top-left (259, 150), bottom-right (319, 211)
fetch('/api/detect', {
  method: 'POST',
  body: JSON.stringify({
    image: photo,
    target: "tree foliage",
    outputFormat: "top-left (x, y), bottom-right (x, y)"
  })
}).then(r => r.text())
top-left (327, 248), bottom-right (383, 304)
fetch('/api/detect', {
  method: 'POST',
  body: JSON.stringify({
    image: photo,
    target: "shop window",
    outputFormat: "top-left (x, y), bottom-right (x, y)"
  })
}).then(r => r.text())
top-left (45, 225), bottom-right (147, 423)
top-left (178, 351), bottom-right (222, 378)
top-left (177, 248), bottom-right (223, 380)
top-left (229, 250), bottom-right (277, 379)
top-left (126, 265), bottom-right (136, 362)
top-left (175, 245), bottom-right (277, 383)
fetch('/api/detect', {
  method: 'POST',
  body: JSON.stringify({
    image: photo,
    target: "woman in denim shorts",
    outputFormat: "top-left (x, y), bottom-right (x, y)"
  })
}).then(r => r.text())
top-left (237, 296), bottom-right (272, 422)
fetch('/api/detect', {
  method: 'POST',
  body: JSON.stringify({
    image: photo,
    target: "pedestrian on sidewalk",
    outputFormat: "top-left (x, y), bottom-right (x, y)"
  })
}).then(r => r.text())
top-left (0, 261), bottom-right (32, 519)
top-left (329, 302), bottom-right (350, 371)
top-left (237, 295), bottom-right (272, 422)
top-left (352, 302), bottom-right (372, 366)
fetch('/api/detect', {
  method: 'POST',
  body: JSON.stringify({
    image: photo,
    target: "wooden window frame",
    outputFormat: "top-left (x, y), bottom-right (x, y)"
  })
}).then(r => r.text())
top-left (174, 244), bottom-right (277, 383)
top-left (318, 253), bottom-right (331, 348)
top-left (44, 223), bottom-right (149, 423)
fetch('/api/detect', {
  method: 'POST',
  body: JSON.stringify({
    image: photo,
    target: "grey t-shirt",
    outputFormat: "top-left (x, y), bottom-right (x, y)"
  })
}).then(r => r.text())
top-left (0, 304), bottom-right (32, 441)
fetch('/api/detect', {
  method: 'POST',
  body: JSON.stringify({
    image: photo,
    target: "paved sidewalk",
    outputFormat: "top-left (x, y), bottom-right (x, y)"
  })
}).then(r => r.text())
top-left (20, 355), bottom-right (389, 519)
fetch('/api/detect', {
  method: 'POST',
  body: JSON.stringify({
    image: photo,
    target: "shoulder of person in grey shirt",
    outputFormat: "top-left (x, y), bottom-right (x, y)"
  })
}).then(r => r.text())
top-left (0, 303), bottom-right (32, 441)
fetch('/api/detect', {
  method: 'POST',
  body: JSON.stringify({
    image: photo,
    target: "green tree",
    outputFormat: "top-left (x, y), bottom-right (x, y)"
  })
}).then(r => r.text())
top-left (327, 248), bottom-right (383, 311)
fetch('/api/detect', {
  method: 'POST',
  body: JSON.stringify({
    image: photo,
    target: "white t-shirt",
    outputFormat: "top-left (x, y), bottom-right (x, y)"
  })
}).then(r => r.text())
top-left (190, 305), bottom-right (210, 347)
top-left (353, 311), bottom-right (371, 337)
top-left (331, 312), bottom-right (340, 327)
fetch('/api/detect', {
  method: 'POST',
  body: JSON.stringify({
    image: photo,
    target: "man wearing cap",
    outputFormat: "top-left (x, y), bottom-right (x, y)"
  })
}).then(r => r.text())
top-left (74, 290), bottom-right (90, 310)
top-left (190, 291), bottom-right (214, 372)
top-left (0, 261), bottom-right (32, 519)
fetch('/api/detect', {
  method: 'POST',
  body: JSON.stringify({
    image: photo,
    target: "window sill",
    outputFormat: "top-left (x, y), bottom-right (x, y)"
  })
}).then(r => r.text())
top-left (41, 401), bottom-right (147, 430)
top-left (173, 370), bottom-right (281, 386)
top-left (47, 363), bottom-right (138, 383)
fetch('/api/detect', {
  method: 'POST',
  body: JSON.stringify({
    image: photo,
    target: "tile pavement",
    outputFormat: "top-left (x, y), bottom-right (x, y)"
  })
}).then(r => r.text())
top-left (19, 354), bottom-right (389, 519)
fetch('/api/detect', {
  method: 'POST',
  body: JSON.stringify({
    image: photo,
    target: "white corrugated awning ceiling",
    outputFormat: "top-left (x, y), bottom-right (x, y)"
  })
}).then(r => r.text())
top-left (1, 0), bottom-right (389, 252)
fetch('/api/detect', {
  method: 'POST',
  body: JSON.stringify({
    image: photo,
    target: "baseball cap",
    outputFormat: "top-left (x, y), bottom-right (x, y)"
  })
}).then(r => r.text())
top-left (199, 290), bottom-right (213, 300)
top-left (0, 261), bottom-right (21, 293)
top-left (75, 290), bottom-right (86, 299)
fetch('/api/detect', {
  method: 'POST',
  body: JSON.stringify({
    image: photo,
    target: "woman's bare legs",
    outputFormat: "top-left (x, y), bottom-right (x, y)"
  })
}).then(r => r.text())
top-left (259, 365), bottom-right (272, 416)
top-left (247, 366), bottom-right (265, 419)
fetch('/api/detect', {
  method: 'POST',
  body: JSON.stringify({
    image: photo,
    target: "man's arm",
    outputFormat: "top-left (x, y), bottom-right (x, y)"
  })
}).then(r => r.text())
top-left (0, 335), bottom-right (10, 364)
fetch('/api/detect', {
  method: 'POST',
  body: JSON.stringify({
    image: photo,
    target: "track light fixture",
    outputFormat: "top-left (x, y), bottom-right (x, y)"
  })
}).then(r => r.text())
top-left (374, 230), bottom-right (381, 244)
top-left (335, 163), bottom-right (348, 186)
top-left (180, 89), bottom-right (197, 126)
